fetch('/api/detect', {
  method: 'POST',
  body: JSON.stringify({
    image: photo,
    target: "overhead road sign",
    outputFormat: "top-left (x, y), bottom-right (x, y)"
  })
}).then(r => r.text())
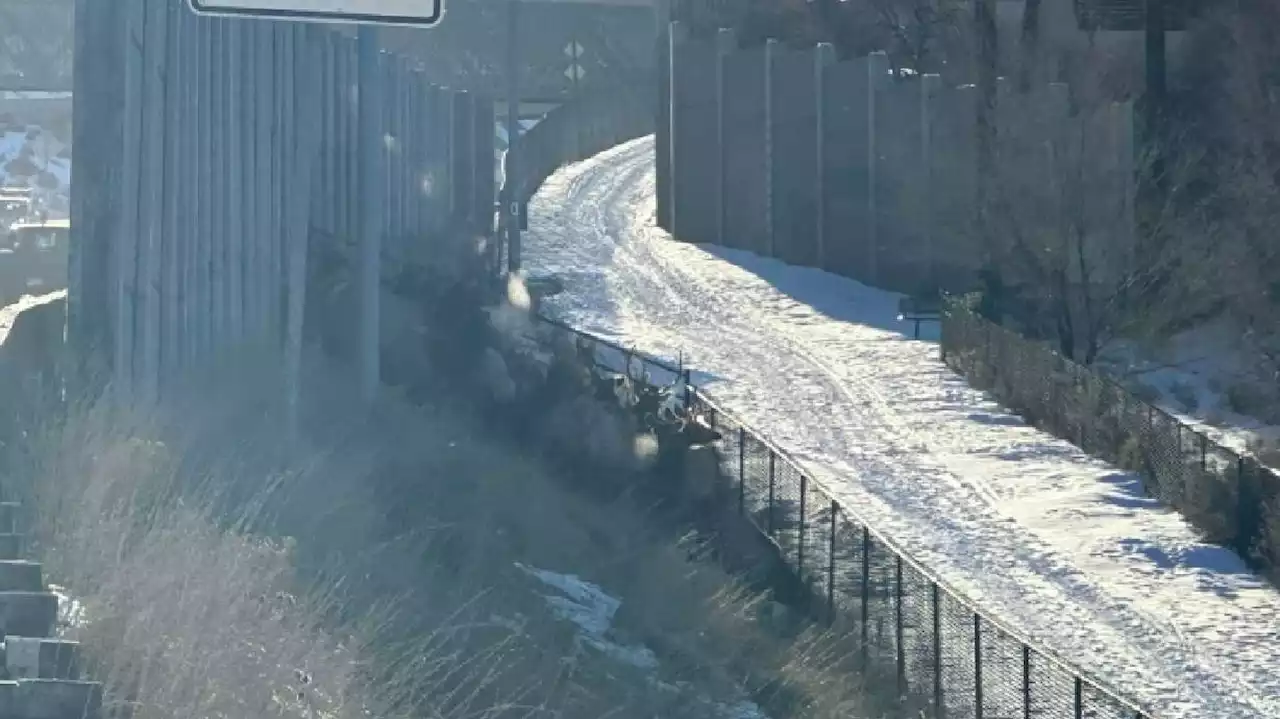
top-left (188, 0), bottom-right (445, 27)
top-left (508, 0), bottom-right (651, 5)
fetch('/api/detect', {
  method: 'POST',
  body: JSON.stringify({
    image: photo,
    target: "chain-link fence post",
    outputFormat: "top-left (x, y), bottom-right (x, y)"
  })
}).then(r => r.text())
top-left (1021, 644), bottom-right (1032, 719)
top-left (932, 583), bottom-right (943, 717)
top-left (860, 526), bottom-right (871, 666)
top-left (827, 500), bottom-right (837, 622)
top-left (895, 555), bottom-right (906, 697)
top-left (738, 427), bottom-right (746, 515)
top-left (798, 474), bottom-right (808, 574)
top-left (767, 451), bottom-right (776, 536)
top-left (1073, 676), bottom-right (1084, 719)
top-left (974, 613), bottom-right (984, 718)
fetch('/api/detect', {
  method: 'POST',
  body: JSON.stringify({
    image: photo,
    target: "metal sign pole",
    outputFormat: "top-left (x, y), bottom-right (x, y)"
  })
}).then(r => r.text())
top-left (505, 0), bottom-right (522, 275)
top-left (565, 38), bottom-right (584, 159)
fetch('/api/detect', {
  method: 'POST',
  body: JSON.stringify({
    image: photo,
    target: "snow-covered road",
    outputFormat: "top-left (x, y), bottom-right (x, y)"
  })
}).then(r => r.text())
top-left (525, 136), bottom-right (1280, 719)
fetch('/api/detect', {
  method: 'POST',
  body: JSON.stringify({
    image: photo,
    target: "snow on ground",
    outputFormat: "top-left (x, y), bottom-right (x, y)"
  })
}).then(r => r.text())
top-left (516, 562), bottom-right (770, 719)
top-left (1099, 322), bottom-right (1280, 468)
top-left (523, 135), bottom-right (1280, 719)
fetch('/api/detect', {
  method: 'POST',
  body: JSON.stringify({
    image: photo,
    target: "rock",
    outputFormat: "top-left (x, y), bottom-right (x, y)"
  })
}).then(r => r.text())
top-left (683, 443), bottom-right (722, 502)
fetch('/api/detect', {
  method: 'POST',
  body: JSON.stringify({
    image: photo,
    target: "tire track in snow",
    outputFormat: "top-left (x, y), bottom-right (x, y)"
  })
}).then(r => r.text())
top-left (523, 136), bottom-right (1280, 719)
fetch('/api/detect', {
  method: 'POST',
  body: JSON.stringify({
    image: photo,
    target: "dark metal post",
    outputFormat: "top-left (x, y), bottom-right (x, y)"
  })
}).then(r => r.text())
top-left (1073, 677), bottom-right (1084, 719)
top-left (1236, 456), bottom-right (1250, 557)
top-left (860, 526), bottom-right (871, 665)
top-left (737, 427), bottom-right (746, 515)
top-left (504, 0), bottom-right (522, 273)
top-left (932, 583), bottom-right (943, 717)
top-left (1142, 0), bottom-right (1166, 192)
top-left (895, 556), bottom-right (906, 697)
top-left (798, 474), bottom-right (808, 574)
top-left (767, 452), bottom-right (776, 536)
top-left (827, 500), bottom-right (837, 621)
top-left (1022, 644), bottom-right (1032, 719)
top-left (974, 613), bottom-right (984, 718)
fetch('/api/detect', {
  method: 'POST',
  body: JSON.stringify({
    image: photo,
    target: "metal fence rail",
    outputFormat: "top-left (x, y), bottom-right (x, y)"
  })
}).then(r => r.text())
top-left (687, 392), bottom-right (1152, 719)
top-left (531, 312), bottom-right (1153, 719)
top-left (71, 0), bottom-right (494, 406)
top-left (941, 298), bottom-right (1280, 573)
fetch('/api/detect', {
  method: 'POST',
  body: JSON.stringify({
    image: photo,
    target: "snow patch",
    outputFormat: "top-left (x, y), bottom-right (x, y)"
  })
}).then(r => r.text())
top-left (1101, 321), bottom-right (1280, 469)
top-left (516, 561), bottom-right (659, 670)
top-left (516, 562), bottom-right (771, 719)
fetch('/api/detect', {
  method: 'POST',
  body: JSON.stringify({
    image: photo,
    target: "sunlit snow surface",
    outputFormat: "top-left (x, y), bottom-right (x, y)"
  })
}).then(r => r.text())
top-left (523, 135), bottom-right (1280, 719)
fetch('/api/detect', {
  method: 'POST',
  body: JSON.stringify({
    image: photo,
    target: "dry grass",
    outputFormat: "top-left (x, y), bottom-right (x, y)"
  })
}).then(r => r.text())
top-left (0, 343), bottom-right (901, 719)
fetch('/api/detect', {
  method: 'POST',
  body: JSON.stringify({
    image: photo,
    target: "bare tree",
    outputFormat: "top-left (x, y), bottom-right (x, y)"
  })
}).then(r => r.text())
top-left (864, 0), bottom-right (966, 75)
top-left (1172, 0), bottom-right (1280, 383)
top-left (979, 91), bottom-right (1214, 364)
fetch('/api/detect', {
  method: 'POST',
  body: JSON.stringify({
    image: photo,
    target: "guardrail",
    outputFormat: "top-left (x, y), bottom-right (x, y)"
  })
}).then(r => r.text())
top-left (532, 313), bottom-right (1154, 719)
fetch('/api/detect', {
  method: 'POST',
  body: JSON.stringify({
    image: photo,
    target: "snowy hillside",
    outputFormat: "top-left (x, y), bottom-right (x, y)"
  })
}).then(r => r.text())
top-left (523, 135), bottom-right (1280, 719)
top-left (1100, 322), bottom-right (1280, 469)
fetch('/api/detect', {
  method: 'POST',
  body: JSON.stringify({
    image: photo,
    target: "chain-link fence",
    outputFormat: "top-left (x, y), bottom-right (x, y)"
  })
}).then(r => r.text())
top-left (530, 313), bottom-right (1154, 719)
top-left (533, 314), bottom-right (688, 393)
top-left (690, 389), bottom-right (1153, 719)
top-left (941, 297), bottom-right (1280, 574)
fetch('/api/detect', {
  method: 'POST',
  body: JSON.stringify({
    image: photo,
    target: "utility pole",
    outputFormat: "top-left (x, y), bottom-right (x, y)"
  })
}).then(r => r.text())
top-left (973, 0), bottom-right (998, 242)
top-left (565, 36), bottom-right (586, 159)
top-left (1143, 0), bottom-right (1167, 194)
top-left (505, 0), bottom-right (522, 275)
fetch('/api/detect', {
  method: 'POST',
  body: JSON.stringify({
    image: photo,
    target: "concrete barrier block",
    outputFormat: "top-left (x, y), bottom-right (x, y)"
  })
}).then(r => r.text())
top-left (6, 638), bottom-right (80, 680)
top-left (0, 680), bottom-right (17, 714)
top-left (0, 562), bottom-right (43, 592)
top-left (13, 679), bottom-right (102, 719)
top-left (0, 534), bottom-right (24, 560)
top-left (0, 592), bottom-right (58, 638)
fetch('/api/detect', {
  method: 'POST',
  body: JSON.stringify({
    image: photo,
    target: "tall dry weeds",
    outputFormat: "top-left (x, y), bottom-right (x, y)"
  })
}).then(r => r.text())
top-left (0, 344), bottom-right (899, 719)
